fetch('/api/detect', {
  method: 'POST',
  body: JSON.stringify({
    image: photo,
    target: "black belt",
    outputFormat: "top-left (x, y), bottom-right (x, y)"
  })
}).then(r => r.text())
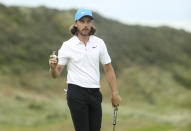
top-left (68, 84), bottom-right (99, 93)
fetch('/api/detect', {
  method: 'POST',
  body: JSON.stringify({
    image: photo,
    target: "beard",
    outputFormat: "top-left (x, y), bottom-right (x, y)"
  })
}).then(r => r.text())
top-left (78, 28), bottom-right (90, 36)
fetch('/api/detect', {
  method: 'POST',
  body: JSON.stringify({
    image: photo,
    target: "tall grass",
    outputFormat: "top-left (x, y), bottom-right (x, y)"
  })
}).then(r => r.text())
top-left (0, 67), bottom-right (191, 131)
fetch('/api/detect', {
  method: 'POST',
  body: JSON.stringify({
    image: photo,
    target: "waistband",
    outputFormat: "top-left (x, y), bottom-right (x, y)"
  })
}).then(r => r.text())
top-left (68, 83), bottom-right (100, 92)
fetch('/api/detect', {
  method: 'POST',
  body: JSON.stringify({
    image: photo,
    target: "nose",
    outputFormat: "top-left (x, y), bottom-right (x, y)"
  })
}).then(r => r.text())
top-left (84, 21), bottom-right (89, 26)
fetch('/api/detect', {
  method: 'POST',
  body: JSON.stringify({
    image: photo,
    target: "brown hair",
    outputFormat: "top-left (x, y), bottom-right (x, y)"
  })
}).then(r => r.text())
top-left (69, 24), bottom-right (96, 35)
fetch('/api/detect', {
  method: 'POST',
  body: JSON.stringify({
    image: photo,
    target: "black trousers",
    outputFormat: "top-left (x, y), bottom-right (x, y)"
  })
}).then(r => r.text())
top-left (67, 84), bottom-right (102, 131)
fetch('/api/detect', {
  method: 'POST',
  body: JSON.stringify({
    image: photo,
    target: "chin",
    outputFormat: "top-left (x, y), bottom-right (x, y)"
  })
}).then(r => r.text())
top-left (80, 32), bottom-right (90, 36)
top-left (82, 34), bottom-right (89, 36)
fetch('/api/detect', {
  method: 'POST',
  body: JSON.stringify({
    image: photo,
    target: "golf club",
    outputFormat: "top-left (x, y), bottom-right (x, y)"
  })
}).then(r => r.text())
top-left (113, 106), bottom-right (117, 131)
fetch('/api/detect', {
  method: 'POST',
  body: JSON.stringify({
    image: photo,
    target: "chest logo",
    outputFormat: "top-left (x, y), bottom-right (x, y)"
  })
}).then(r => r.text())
top-left (92, 45), bottom-right (97, 48)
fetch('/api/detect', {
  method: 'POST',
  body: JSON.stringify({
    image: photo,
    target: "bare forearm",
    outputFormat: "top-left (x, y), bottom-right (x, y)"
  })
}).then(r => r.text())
top-left (106, 67), bottom-right (118, 95)
top-left (49, 66), bottom-right (63, 78)
top-left (104, 64), bottom-right (121, 107)
top-left (104, 64), bottom-right (119, 95)
top-left (49, 68), bottom-right (58, 78)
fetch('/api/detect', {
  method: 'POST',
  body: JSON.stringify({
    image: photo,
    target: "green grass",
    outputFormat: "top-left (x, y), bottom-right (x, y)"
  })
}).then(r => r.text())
top-left (0, 67), bottom-right (191, 131)
top-left (0, 92), bottom-right (190, 131)
top-left (132, 124), bottom-right (175, 131)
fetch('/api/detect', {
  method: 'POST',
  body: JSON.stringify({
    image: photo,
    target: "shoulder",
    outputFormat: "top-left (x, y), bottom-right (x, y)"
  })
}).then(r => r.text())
top-left (90, 35), bottom-right (106, 47)
top-left (60, 36), bottom-right (76, 49)
top-left (63, 36), bottom-right (76, 45)
top-left (91, 35), bottom-right (104, 43)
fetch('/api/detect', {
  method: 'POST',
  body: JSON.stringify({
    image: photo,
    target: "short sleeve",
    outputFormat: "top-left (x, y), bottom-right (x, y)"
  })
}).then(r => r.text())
top-left (100, 40), bottom-right (111, 65)
top-left (58, 43), bottom-right (69, 65)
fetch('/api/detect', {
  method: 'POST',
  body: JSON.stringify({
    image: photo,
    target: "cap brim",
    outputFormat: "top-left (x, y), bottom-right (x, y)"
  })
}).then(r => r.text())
top-left (75, 15), bottom-right (94, 21)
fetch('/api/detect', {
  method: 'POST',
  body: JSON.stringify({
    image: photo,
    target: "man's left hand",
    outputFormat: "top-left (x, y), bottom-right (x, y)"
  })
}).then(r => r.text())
top-left (111, 93), bottom-right (122, 109)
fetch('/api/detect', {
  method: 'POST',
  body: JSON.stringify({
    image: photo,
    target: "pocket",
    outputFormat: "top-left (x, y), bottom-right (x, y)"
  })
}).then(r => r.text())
top-left (67, 85), bottom-right (85, 101)
top-left (66, 87), bottom-right (71, 101)
top-left (97, 91), bottom-right (102, 103)
top-left (66, 86), bottom-right (74, 100)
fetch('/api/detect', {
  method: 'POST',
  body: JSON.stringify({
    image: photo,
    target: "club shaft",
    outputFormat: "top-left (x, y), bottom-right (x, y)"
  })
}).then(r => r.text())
top-left (113, 125), bottom-right (115, 131)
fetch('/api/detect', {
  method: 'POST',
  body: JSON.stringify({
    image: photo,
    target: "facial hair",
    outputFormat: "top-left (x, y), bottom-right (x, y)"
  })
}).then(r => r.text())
top-left (78, 28), bottom-right (90, 36)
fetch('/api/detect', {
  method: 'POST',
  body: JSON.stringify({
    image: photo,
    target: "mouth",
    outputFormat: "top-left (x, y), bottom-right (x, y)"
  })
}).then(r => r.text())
top-left (82, 28), bottom-right (89, 31)
top-left (80, 28), bottom-right (90, 35)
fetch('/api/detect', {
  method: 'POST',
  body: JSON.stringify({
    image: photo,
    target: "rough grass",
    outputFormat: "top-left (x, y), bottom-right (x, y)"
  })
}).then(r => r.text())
top-left (0, 68), bottom-right (191, 131)
top-left (0, 91), bottom-right (190, 131)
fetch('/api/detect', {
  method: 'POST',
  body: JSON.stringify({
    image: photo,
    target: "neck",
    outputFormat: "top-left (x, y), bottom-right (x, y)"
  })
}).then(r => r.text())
top-left (77, 34), bottom-right (90, 45)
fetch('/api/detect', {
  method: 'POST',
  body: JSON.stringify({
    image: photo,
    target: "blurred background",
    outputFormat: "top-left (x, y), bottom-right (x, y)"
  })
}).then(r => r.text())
top-left (0, 0), bottom-right (191, 131)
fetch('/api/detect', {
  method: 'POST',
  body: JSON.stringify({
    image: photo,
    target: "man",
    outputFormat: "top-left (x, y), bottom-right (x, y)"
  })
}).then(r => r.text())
top-left (49, 8), bottom-right (121, 131)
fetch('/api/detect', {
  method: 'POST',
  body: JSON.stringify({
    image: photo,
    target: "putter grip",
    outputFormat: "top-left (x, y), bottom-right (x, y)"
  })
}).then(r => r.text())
top-left (113, 106), bottom-right (117, 125)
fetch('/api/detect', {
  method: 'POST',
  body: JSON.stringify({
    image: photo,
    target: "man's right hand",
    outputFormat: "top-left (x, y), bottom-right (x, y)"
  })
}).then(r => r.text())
top-left (49, 51), bottom-right (58, 69)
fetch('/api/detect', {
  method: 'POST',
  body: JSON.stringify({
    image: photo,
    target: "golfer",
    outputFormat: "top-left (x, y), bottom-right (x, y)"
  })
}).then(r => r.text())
top-left (49, 8), bottom-right (121, 131)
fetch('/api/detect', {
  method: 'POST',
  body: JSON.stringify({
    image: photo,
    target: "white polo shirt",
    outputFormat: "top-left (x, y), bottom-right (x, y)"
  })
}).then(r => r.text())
top-left (58, 35), bottom-right (111, 88)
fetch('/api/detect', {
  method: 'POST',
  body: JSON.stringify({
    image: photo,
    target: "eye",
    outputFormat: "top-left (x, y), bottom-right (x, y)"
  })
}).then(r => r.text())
top-left (87, 20), bottom-right (91, 23)
top-left (79, 20), bottom-right (84, 23)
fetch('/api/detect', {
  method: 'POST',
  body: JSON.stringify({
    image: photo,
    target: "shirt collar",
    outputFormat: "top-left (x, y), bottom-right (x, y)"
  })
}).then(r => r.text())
top-left (73, 35), bottom-right (93, 45)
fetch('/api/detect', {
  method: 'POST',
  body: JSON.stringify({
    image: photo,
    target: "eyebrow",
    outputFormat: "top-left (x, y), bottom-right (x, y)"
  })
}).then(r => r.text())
top-left (79, 19), bottom-right (92, 22)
